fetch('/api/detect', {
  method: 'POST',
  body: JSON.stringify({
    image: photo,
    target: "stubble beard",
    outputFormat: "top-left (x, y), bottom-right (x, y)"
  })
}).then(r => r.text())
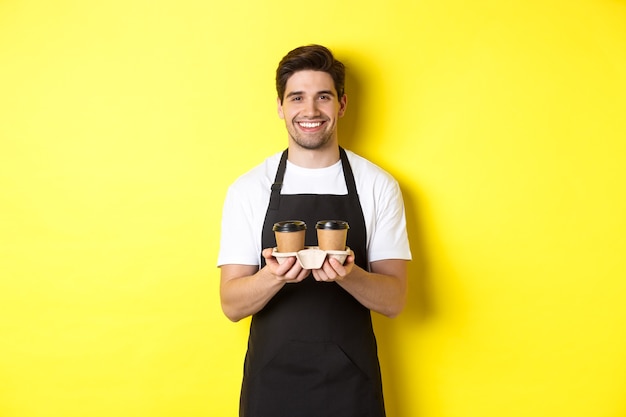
top-left (287, 122), bottom-right (335, 151)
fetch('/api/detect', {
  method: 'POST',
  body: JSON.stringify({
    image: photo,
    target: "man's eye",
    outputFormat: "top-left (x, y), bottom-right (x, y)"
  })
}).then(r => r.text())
top-left (291, 96), bottom-right (302, 101)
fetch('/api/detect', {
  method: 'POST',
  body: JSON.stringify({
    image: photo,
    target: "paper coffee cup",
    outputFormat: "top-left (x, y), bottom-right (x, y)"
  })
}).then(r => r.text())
top-left (315, 220), bottom-right (349, 251)
top-left (273, 220), bottom-right (307, 253)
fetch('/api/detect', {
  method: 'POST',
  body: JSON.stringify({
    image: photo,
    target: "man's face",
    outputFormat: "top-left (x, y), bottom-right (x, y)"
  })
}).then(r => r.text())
top-left (277, 70), bottom-right (347, 151)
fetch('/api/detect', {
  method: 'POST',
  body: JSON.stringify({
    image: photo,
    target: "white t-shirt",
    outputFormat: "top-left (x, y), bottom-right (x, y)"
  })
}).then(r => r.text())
top-left (217, 149), bottom-right (412, 266)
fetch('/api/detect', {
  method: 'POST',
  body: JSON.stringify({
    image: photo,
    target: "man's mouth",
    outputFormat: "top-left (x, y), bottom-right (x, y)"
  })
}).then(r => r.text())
top-left (297, 121), bottom-right (323, 129)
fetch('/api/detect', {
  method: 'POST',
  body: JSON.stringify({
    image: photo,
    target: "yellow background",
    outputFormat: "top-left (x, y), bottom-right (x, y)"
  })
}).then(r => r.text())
top-left (2, 0), bottom-right (626, 416)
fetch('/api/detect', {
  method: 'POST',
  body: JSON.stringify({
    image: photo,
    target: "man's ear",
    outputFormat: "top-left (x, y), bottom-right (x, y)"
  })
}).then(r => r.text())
top-left (277, 97), bottom-right (285, 119)
top-left (338, 94), bottom-right (348, 118)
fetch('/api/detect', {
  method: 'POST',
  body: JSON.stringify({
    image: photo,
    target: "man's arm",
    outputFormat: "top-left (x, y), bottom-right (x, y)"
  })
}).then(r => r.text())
top-left (219, 249), bottom-right (310, 322)
top-left (311, 256), bottom-right (408, 318)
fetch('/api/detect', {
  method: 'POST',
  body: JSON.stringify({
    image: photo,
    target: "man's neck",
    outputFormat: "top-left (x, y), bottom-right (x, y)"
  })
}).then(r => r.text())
top-left (287, 143), bottom-right (340, 169)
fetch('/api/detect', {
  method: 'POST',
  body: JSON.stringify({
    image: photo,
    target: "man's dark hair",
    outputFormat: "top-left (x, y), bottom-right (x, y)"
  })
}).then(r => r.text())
top-left (276, 44), bottom-right (346, 103)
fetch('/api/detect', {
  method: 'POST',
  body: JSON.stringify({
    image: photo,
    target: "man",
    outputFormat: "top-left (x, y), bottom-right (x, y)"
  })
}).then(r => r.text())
top-left (218, 44), bottom-right (411, 417)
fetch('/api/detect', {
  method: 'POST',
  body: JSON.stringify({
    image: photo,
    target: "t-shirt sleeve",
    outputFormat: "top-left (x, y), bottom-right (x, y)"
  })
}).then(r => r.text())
top-left (367, 177), bottom-right (412, 263)
top-left (217, 184), bottom-right (262, 267)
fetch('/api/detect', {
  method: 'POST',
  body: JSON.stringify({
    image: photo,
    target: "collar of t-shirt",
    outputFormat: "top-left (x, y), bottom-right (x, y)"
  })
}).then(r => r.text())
top-left (281, 159), bottom-right (348, 195)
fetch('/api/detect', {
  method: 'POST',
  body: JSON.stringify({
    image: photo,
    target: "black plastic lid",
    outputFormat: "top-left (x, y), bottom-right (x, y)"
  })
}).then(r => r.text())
top-left (272, 220), bottom-right (307, 232)
top-left (315, 220), bottom-right (349, 230)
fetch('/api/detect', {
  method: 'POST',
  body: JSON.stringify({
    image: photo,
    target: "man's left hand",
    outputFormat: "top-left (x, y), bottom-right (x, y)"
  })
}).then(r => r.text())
top-left (311, 250), bottom-right (355, 282)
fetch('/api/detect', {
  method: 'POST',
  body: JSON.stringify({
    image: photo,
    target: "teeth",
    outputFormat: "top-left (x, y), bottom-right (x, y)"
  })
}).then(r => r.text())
top-left (299, 122), bottom-right (322, 128)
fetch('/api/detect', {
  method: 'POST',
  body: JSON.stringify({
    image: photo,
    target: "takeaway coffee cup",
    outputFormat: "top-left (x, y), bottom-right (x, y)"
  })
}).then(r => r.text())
top-left (273, 220), bottom-right (307, 253)
top-left (315, 220), bottom-right (349, 251)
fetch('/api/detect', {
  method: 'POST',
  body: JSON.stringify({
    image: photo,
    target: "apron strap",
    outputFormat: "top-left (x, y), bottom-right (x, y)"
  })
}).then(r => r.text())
top-left (339, 147), bottom-right (358, 196)
top-left (268, 149), bottom-right (288, 210)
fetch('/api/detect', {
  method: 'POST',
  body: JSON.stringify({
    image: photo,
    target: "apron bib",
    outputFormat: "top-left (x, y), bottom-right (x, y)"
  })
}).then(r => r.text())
top-left (240, 148), bottom-right (386, 417)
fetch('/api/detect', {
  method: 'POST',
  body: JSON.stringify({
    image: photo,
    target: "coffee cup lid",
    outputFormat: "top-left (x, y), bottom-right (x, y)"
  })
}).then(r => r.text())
top-left (273, 220), bottom-right (307, 232)
top-left (315, 220), bottom-right (349, 230)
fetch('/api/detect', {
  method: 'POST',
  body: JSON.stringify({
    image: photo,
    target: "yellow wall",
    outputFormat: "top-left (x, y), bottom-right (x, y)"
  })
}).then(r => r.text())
top-left (2, 0), bottom-right (625, 416)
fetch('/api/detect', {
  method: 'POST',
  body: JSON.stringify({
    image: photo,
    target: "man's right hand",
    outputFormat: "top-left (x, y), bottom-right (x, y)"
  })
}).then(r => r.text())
top-left (220, 249), bottom-right (310, 321)
top-left (262, 248), bottom-right (310, 283)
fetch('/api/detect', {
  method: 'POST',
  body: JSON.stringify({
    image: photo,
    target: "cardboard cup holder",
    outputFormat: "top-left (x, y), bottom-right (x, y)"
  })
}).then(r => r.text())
top-left (272, 246), bottom-right (351, 269)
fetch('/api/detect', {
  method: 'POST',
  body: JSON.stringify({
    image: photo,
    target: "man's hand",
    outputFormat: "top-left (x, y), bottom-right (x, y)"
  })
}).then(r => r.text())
top-left (312, 251), bottom-right (408, 318)
top-left (311, 250), bottom-right (355, 282)
top-left (262, 248), bottom-right (310, 283)
top-left (220, 248), bottom-right (311, 321)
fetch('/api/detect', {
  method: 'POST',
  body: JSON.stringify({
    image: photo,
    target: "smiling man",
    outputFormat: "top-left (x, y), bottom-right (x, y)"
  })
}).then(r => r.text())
top-left (218, 45), bottom-right (412, 417)
top-left (278, 69), bottom-right (346, 153)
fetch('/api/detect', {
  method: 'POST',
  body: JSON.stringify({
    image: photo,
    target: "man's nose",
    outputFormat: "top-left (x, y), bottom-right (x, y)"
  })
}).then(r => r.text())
top-left (303, 99), bottom-right (320, 117)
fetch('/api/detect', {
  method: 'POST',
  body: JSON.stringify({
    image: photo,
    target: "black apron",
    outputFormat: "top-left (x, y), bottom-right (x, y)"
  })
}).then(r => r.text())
top-left (240, 148), bottom-right (386, 417)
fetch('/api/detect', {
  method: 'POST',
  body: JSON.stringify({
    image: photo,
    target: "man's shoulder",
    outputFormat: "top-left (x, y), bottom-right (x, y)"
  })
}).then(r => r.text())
top-left (229, 151), bottom-right (282, 190)
top-left (344, 149), bottom-right (398, 184)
